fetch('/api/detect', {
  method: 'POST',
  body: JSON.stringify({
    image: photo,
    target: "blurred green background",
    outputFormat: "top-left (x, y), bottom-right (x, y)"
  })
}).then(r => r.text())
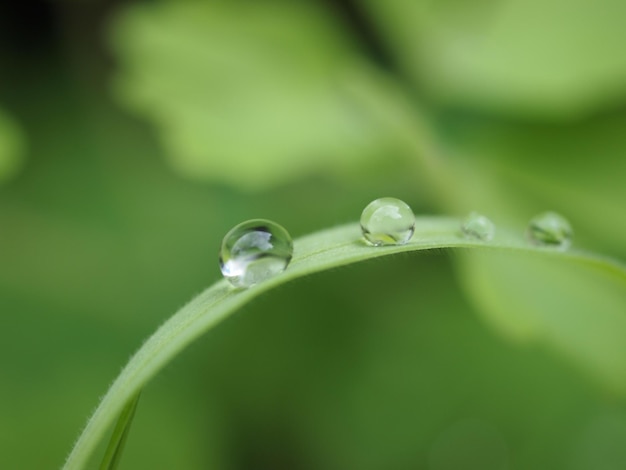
top-left (1, 0), bottom-right (625, 469)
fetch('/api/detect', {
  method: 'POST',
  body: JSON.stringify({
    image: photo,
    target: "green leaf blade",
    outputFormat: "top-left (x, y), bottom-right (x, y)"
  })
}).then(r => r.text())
top-left (99, 392), bottom-right (141, 470)
top-left (63, 217), bottom-right (626, 469)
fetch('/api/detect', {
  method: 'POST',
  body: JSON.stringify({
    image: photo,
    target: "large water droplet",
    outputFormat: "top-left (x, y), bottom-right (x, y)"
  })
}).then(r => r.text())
top-left (360, 197), bottom-right (415, 246)
top-left (461, 212), bottom-right (495, 241)
top-left (527, 211), bottom-right (573, 249)
top-left (219, 219), bottom-right (293, 288)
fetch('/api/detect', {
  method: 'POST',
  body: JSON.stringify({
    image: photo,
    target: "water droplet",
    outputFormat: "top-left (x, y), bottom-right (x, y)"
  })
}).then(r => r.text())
top-left (219, 219), bottom-right (293, 288)
top-left (360, 197), bottom-right (415, 246)
top-left (461, 212), bottom-right (495, 241)
top-left (527, 211), bottom-right (573, 249)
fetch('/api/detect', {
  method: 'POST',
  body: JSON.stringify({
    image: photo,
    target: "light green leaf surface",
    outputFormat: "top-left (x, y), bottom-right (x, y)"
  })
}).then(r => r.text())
top-left (443, 111), bottom-right (626, 257)
top-left (63, 217), bottom-right (626, 469)
top-left (0, 108), bottom-right (25, 183)
top-left (363, 0), bottom-right (626, 118)
top-left (109, 0), bottom-right (399, 189)
top-left (458, 250), bottom-right (626, 395)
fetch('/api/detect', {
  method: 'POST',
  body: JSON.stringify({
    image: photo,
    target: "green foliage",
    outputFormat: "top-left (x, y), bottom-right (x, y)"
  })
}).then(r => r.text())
top-left (98, 393), bottom-right (140, 470)
top-left (459, 251), bottom-right (626, 392)
top-left (0, 108), bottom-right (24, 183)
top-left (64, 220), bottom-right (626, 469)
top-left (441, 113), bottom-right (626, 257)
top-left (1, 0), bottom-right (626, 468)
top-left (362, 0), bottom-right (626, 118)
top-left (110, 1), bottom-right (400, 189)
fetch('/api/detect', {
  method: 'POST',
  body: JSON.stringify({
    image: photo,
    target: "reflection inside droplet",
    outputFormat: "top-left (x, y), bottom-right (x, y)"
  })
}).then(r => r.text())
top-left (219, 219), bottom-right (293, 288)
top-left (360, 197), bottom-right (416, 246)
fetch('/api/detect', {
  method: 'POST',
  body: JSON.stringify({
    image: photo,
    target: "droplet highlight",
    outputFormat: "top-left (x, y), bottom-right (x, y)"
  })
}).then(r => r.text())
top-left (219, 219), bottom-right (293, 288)
top-left (461, 212), bottom-right (495, 241)
top-left (360, 197), bottom-right (415, 246)
top-left (526, 211), bottom-right (573, 249)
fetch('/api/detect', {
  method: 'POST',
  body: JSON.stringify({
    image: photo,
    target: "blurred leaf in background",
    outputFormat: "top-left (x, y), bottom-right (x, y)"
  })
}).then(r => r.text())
top-left (0, 107), bottom-right (24, 183)
top-left (0, 0), bottom-right (625, 469)
top-left (110, 0), bottom-right (405, 190)
top-left (439, 112), bottom-right (626, 257)
top-left (361, 0), bottom-right (626, 118)
top-left (458, 251), bottom-right (626, 394)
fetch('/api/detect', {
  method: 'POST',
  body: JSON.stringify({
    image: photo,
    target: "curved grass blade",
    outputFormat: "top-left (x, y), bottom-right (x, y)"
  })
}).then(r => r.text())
top-left (98, 392), bottom-right (140, 470)
top-left (63, 217), bottom-right (626, 469)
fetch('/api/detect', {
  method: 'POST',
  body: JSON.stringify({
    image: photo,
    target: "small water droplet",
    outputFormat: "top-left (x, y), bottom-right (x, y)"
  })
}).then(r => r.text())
top-left (360, 197), bottom-right (415, 246)
top-left (219, 219), bottom-right (293, 288)
top-left (461, 212), bottom-right (495, 241)
top-left (527, 211), bottom-right (573, 249)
